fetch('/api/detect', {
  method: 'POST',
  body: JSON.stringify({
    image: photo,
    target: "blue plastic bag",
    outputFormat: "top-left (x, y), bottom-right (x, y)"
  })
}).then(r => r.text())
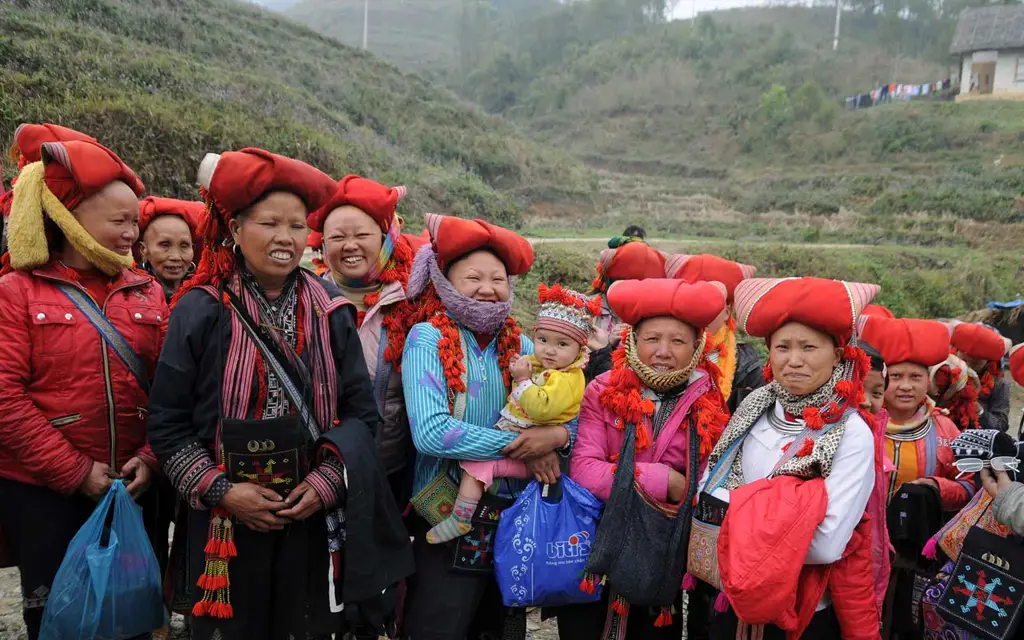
top-left (39, 480), bottom-right (167, 640)
top-left (494, 477), bottom-right (604, 607)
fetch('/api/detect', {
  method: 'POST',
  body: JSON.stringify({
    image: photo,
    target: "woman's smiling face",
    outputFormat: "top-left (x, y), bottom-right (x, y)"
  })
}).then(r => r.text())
top-left (322, 205), bottom-right (383, 281)
top-left (447, 250), bottom-right (510, 302)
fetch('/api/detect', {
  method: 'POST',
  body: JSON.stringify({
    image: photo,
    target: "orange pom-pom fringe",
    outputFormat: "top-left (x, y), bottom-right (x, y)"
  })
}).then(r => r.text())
top-left (193, 505), bottom-right (235, 620)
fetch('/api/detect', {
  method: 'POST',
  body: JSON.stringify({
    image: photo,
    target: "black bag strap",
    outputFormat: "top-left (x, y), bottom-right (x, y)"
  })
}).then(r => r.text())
top-left (223, 286), bottom-right (321, 441)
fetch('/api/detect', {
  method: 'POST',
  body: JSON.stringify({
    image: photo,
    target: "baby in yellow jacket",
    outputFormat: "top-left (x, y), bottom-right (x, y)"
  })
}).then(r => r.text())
top-left (426, 285), bottom-right (600, 543)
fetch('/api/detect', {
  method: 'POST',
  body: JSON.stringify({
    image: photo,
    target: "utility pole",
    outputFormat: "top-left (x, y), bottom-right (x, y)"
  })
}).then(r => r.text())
top-left (362, 0), bottom-right (369, 50)
top-left (832, 0), bottom-right (842, 51)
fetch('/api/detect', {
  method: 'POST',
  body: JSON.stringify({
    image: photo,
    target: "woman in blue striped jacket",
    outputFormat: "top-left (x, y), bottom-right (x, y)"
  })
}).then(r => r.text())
top-left (400, 213), bottom-right (576, 639)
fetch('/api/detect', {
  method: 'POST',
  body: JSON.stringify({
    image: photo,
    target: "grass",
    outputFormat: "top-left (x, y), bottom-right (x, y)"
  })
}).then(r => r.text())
top-left (0, 0), bottom-right (595, 228)
top-left (285, 0), bottom-right (462, 75)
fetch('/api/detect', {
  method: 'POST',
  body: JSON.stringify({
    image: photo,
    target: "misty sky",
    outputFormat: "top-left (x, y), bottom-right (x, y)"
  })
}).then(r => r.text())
top-left (672, 0), bottom-right (772, 19)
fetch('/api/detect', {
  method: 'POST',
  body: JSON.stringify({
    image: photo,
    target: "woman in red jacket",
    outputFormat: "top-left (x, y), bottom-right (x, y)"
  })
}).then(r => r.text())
top-left (0, 138), bottom-right (167, 639)
top-left (696, 277), bottom-right (882, 640)
top-left (858, 315), bottom-right (975, 640)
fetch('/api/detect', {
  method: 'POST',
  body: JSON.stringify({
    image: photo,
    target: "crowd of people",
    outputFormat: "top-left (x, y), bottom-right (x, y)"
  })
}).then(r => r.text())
top-left (1, 122), bottom-right (1024, 640)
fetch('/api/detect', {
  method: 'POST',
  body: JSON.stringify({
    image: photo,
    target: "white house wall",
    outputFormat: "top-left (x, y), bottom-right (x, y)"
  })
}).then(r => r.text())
top-left (995, 49), bottom-right (1024, 92)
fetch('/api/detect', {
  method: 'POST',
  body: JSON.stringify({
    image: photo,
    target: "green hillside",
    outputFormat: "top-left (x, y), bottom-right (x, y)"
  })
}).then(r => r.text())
top-left (0, 0), bottom-right (594, 228)
top-left (285, 0), bottom-right (462, 75)
top-left (285, 1), bottom-right (1024, 229)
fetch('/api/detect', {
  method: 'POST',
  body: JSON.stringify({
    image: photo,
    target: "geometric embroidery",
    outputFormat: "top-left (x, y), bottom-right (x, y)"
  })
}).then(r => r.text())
top-left (942, 552), bottom-right (1024, 639)
top-left (952, 566), bottom-right (1014, 621)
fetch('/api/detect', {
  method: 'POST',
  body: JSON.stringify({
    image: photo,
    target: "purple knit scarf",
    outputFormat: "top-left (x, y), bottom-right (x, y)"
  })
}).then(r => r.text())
top-left (407, 245), bottom-right (514, 334)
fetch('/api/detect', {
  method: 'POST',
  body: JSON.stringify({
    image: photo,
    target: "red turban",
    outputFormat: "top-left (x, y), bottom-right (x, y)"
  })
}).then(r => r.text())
top-left (735, 277), bottom-right (880, 344)
top-left (664, 253), bottom-right (756, 303)
top-left (308, 230), bottom-right (323, 250)
top-left (42, 140), bottom-right (144, 210)
top-left (423, 213), bottom-right (533, 276)
top-left (862, 304), bottom-right (895, 319)
top-left (1010, 344), bottom-right (1024, 387)
top-left (196, 148), bottom-right (336, 219)
top-left (608, 278), bottom-right (726, 329)
top-left (950, 321), bottom-right (1009, 363)
top-left (12, 123), bottom-right (95, 166)
top-left (857, 316), bottom-right (950, 367)
top-left (403, 231), bottom-right (429, 254)
top-left (308, 175), bottom-right (406, 233)
top-left (137, 196), bottom-right (205, 261)
top-left (599, 242), bottom-right (666, 282)
top-left (138, 197), bottom-right (204, 238)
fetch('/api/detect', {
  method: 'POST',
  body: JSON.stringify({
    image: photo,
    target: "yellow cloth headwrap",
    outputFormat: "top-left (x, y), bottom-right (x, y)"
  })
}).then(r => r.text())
top-left (8, 161), bottom-right (133, 276)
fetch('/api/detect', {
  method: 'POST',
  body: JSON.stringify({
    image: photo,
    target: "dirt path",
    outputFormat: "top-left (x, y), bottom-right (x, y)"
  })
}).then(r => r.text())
top-left (528, 237), bottom-right (873, 250)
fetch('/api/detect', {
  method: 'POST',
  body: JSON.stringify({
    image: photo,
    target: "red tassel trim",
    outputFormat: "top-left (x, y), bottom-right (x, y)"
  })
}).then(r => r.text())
top-left (654, 607), bottom-right (673, 627)
top-left (796, 438), bottom-right (815, 457)
top-left (579, 572), bottom-right (597, 594)
top-left (611, 595), bottom-right (629, 615)
top-left (193, 505), bottom-right (235, 619)
top-left (802, 407), bottom-right (825, 430)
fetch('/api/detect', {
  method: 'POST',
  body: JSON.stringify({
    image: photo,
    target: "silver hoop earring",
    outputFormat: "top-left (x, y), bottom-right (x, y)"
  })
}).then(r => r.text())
top-left (187, 262), bottom-right (197, 274)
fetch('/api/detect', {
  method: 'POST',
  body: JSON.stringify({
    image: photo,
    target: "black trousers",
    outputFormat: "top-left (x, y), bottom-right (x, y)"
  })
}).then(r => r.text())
top-left (710, 606), bottom-right (841, 640)
top-left (556, 591), bottom-right (684, 640)
top-left (186, 509), bottom-right (339, 640)
top-left (401, 515), bottom-right (515, 640)
top-left (0, 478), bottom-right (100, 640)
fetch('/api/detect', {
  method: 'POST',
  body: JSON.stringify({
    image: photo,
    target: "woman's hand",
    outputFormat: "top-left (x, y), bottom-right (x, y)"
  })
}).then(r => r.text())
top-left (220, 483), bottom-right (290, 532)
top-left (276, 481), bottom-right (324, 521)
top-left (667, 469), bottom-right (688, 503)
top-left (79, 461), bottom-right (117, 501)
top-left (502, 426), bottom-right (569, 460)
top-left (982, 468), bottom-right (1014, 500)
top-left (526, 452), bottom-right (561, 484)
top-left (588, 327), bottom-right (610, 351)
top-left (510, 356), bottom-right (533, 383)
top-left (609, 323), bottom-right (629, 347)
top-left (120, 457), bottom-right (153, 499)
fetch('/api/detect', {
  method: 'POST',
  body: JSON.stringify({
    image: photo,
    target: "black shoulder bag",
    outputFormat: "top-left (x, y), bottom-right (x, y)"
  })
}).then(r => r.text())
top-left (584, 418), bottom-right (699, 607)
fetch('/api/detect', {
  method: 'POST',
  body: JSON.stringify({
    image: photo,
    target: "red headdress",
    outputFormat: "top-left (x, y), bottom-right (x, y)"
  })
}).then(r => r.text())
top-left (735, 277), bottom-right (881, 427)
top-left (136, 196), bottom-right (206, 263)
top-left (664, 254), bottom-right (756, 304)
top-left (405, 213), bottom-right (534, 411)
top-left (172, 148), bottom-right (336, 305)
top-left (599, 278), bottom-right (730, 456)
top-left (862, 304), bottom-right (896, 319)
top-left (949, 321), bottom-right (1009, 399)
top-left (857, 317), bottom-right (951, 369)
top-left (591, 241), bottom-right (666, 293)
top-left (1010, 344), bottom-right (1024, 388)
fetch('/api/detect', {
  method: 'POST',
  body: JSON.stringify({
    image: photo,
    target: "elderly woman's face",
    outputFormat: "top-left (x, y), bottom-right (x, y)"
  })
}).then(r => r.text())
top-left (768, 322), bottom-right (842, 396)
top-left (322, 206), bottom-right (383, 281)
top-left (447, 250), bottom-right (510, 302)
top-left (229, 191), bottom-right (308, 286)
top-left (140, 215), bottom-right (194, 288)
top-left (73, 180), bottom-right (140, 257)
top-left (635, 316), bottom-right (697, 372)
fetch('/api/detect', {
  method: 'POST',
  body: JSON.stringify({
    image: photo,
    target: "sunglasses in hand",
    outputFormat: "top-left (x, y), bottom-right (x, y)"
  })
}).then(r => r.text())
top-left (954, 456), bottom-right (1020, 479)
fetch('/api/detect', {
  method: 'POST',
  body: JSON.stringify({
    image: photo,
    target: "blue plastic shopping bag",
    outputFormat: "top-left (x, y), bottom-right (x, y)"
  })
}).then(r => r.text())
top-left (494, 477), bottom-right (604, 607)
top-left (39, 480), bottom-right (167, 640)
